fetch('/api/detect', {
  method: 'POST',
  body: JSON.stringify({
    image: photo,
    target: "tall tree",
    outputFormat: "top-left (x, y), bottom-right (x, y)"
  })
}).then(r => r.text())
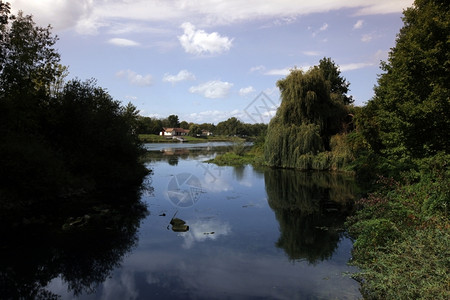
top-left (318, 57), bottom-right (353, 105)
top-left (167, 114), bottom-right (180, 128)
top-left (265, 60), bottom-right (351, 169)
top-left (358, 0), bottom-right (450, 160)
top-left (0, 8), bottom-right (61, 96)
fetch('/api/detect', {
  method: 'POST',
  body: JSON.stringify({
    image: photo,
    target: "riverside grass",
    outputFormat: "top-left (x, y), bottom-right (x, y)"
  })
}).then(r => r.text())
top-left (346, 156), bottom-right (450, 300)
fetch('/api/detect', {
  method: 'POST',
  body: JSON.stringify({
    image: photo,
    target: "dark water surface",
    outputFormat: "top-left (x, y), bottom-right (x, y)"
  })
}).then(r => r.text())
top-left (4, 143), bottom-right (362, 299)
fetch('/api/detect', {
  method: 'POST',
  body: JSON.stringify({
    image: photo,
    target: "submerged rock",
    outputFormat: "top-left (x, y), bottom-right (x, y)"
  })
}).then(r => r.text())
top-left (170, 218), bottom-right (189, 232)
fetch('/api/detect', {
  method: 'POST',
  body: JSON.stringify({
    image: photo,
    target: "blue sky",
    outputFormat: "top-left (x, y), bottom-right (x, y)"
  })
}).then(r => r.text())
top-left (10, 0), bottom-right (413, 124)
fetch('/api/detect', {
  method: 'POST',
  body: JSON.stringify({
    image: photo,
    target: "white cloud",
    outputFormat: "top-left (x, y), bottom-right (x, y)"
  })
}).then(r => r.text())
top-left (185, 110), bottom-right (233, 123)
top-left (264, 68), bottom-right (291, 76)
top-left (361, 34), bottom-right (373, 42)
top-left (353, 19), bottom-right (364, 29)
top-left (270, 16), bottom-right (297, 27)
top-left (340, 62), bottom-right (374, 71)
top-left (239, 86), bottom-right (256, 96)
top-left (125, 95), bottom-right (138, 101)
top-left (108, 23), bottom-right (170, 35)
top-left (303, 51), bottom-right (320, 56)
top-left (264, 65), bottom-right (310, 76)
top-left (355, 1), bottom-right (413, 15)
top-left (10, 1), bottom-right (413, 34)
top-left (249, 65), bottom-right (266, 73)
top-left (264, 87), bottom-right (279, 97)
top-left (312, 22), bottom-right (329, 37)
top-left (178, 22), bottom-right (233, 55)
top-left (10, 0), bottom-right (90, 31)
top-left (108, 38), bottom-right (140, 47)
top-left (181, 219), bottom-right (231, 249)
top-left (163, 70), bottom-right (196, 84)
top-left (189, 80), bottom-right (233, 99)
top-left (116, 70), bottom-right (153, 86)
top-left (373, 49), bottom-right (389, 62)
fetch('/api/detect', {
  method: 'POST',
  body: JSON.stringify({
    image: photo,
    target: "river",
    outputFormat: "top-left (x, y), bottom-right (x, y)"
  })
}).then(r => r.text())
top-left (5, 142), bottom-right (362, 299)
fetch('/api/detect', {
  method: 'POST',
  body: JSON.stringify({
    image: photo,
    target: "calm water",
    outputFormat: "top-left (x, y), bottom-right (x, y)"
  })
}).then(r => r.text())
top-left (7, 142), bottom-right (362, 299)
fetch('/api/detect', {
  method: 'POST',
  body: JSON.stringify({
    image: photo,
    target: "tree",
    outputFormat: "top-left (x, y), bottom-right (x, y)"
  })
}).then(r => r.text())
top-left (122, 102), bottom-right (140, 135)
top-left (51, 79), bottom-right (148, 192)
top-left (199, 123), bottom-right (216, 133)
top-left (0, 6), bottom-right (148, 211)
top-left (0, 1), bottom-right (11, 73)
top-left (179, 120), bottom-right (189, 129)
top-left (167, 114), bottom-right (180, 128)
top-left (318, 57), bottom-right (353, 105)
top-left (188, 124), bottom-right (202, 136)
top-left (0, 8), bottom-right (62, 96)
top-left (216, 117), bottom-right (245, 136)
top-left (264, 60), bottom-right (351, 169)
top-left (1, 4), bottom-right (64, 137)
top-left (357, 0), bottom-right (450, 162)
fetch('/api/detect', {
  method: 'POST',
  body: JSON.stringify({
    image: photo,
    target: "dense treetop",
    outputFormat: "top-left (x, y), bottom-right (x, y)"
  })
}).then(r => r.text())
top-left (264, 58), bottom-right (352, 169)
top-left (357, 0), bottom-right (449, 161)
top-left (0, 4), bottom-right (147, 210)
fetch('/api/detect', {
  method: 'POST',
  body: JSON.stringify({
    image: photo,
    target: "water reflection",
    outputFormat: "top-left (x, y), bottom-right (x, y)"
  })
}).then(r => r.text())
top-left (181, 219), bottom-right (231, 249)
top-left (143, 143), bottom-right (234, 164)
top-left (265, 169), bottom-right (356, 263)
top-left (0, 193), bottom-right (148, 299)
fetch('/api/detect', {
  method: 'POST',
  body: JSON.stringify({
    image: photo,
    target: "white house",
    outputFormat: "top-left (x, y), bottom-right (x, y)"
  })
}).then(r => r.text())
top-left (160, 127), bottom-right (190, 136)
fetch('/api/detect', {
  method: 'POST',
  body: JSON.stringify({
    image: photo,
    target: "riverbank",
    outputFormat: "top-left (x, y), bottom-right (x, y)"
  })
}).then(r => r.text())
top-left (205, 138), bottom-right (265, 167)
top-left (345, 154), bottom-right (450, 299)
top-left (139, 134), bottom-right (241, 143)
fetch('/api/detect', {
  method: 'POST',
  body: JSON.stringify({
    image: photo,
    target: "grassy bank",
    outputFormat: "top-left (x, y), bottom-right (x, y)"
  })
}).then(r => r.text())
top-left (346, 154), bottom-right (450, 299)
top-left (207, 151), bottom-right (263, 166)
top-left (206, 138), bottom-right (265, 166)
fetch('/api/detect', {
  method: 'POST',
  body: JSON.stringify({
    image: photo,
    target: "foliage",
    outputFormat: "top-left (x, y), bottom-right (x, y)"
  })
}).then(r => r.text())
top-left (49, 79), bottom-right (149, 192)
top-left (0, 6), bottom-right (148, 217)
top-left (167, 114), bottom-right (180, 128)
top-left (345, 2), bottom-right (450, 298)
top-left (318, 57), bottom-right (353, 105)
top-left (179, 120), bottom-right (189, 129)
top-left (188, 124), bottom-right (202, 136)
top-left (346, 154), bottom-right (450, 299)
top-left (0, 9), bottom-right (61, 96)
top-left (230, 137), bottom-right (246, 156)
top-left (207, 152), bottom-right (251, 166)
top-left (216, 117), bottom-right (246, 136)
top-left (264, 59), bottom-right (353, 170)
top-left (356, 0), bottom-right (449, 168)
top-left (354, 225), bottom-right (449, 300)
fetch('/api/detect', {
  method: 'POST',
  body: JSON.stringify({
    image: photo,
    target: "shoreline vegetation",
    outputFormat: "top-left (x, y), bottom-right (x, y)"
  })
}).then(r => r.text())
top-left (139, 134), bottom-right (239, 143)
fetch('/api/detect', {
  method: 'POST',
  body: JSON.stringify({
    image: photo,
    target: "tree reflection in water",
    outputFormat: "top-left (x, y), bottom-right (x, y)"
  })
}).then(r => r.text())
top-left (265, 169), bottom-right (357, 264)
top-left (0, 189), bottom-right (148, 300)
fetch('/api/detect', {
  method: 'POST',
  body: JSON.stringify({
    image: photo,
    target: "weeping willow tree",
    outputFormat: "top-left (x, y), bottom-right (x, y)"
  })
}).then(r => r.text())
top-left (265, 58), bottom-right (352, 169)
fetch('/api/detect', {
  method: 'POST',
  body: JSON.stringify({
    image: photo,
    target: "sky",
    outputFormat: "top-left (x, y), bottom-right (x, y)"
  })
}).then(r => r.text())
top-left (9, 0), bottom-right (413, 124)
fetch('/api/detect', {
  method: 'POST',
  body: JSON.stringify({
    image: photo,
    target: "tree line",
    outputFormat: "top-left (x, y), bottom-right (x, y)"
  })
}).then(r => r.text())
top-left (137, 114), bottom-right (267, 137)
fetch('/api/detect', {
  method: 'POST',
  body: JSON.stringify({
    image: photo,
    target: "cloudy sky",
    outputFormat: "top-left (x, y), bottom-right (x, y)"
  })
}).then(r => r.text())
top-left (9, 0), bottom-right (413, 124)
